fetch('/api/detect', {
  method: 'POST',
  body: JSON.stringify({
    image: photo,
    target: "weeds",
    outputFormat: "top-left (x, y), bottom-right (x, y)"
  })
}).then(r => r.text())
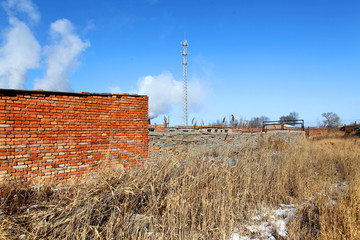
top-left (0, 133), bottom-right (359, 239)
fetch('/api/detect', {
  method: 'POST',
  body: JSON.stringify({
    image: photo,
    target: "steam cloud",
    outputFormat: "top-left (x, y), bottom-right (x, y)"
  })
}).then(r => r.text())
top-left (0, 0), bottom-right (89, 91)
top-left (137, 71), bottom-right (204, 119)
top-left (34, 19), bottom-right (90, 91)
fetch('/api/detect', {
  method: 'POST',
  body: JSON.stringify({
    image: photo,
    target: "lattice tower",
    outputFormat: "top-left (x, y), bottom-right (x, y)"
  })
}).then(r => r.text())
top-left (181, 38), bottom-right (188, 126)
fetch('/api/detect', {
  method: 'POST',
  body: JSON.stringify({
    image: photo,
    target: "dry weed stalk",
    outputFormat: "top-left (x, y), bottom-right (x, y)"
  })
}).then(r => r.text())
top-left (0, 133), bottom-right (359, 239)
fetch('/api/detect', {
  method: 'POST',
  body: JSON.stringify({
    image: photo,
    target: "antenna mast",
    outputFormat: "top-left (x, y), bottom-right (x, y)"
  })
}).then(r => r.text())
top-left (181, 36), bottom-right (188, 126)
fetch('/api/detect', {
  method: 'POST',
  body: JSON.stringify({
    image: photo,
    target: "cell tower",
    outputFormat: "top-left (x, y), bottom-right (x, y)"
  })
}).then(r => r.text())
top-left (181, 37), bottom-right (188, 126)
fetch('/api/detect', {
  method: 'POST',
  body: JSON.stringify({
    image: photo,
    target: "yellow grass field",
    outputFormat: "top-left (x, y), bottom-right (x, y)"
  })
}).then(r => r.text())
top-left (1, 132), bottom-right (359, 239)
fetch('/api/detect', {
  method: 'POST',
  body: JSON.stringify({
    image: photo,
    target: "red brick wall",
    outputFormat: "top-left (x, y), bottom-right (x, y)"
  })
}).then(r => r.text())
top-left (0, 89), bottom-right (148, 183)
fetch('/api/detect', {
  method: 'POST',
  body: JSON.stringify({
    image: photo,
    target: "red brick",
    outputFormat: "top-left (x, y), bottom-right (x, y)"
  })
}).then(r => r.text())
top-left (0, 90), bottom-right (148, 183)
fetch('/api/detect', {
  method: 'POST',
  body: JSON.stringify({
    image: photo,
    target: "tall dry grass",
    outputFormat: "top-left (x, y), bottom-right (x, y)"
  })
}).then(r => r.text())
top-left (0, 132), bottom-right (359, 239)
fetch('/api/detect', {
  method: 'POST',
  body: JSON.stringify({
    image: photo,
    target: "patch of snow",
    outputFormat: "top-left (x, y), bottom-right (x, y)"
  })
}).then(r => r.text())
top-left (230, 233), bottom-right (251, 240)
top-left (247, 221), bottom-right (275, 239)
top-left (231, 204), bottom-right (296, 240)
top-left (273, 208), bottom-right (287, 216)
top-left (274, 219), bottom-right (287, 237)
top-left (270, 204), bottom-right (296, 237)
top-left (230, 233), bottom-right (240, 240)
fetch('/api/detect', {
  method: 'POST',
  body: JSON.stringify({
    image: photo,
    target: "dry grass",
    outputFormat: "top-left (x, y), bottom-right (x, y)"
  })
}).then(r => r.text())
top-left (0, 132), bottom-right (359, 239)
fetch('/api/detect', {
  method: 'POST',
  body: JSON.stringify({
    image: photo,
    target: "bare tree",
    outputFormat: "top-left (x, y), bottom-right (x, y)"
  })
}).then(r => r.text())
top-left (209, 119), bottom-right (224, 127)
top-left (321, 112), bottom-right (341, 128)
top-left (248, 117), bottom-right (260, 128)
top-left (280, 112), bottom-right (299, 122)
top-left (259, 116), bottom-right (270, 126)
top-left (248, 116), bottom-right (270, 128)
top-left (238, 116), bottom-right (248, 128)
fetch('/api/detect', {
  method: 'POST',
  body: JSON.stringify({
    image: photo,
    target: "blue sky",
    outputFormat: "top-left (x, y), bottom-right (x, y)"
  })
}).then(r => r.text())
top-left (0, 0), bottom-right (359, 126)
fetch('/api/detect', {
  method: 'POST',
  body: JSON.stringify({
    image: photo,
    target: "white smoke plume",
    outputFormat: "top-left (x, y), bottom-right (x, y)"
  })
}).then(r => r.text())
top-left (34, 19), bottom-right (90, 91)
top-left (137, 71), bottom-right (204, 119)
top-left (0, 17), bottom-right (41, 89)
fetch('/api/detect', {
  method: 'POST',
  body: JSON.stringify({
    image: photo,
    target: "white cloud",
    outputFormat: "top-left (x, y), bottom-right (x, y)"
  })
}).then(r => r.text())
top-left (136, 71), bottom-right (205, 119)
top-left (108, 86), bottom-right (122, 94)
top-left (0, 0), bottom-right (90, 91)
top-left (0, 0), bottom-right (40, 89)
top-left (34, 19), bottom-right (90, 91)
top-left (188, 79), bottom-right (205, 111)
top-left (2, 0), bottom-right (40, 24)
top-left (137, 71), bottom-right (181, 119)
top-left (0, 17), bottom-right (41, 89)
top-left (82, 19), bottom-right (96, 34)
